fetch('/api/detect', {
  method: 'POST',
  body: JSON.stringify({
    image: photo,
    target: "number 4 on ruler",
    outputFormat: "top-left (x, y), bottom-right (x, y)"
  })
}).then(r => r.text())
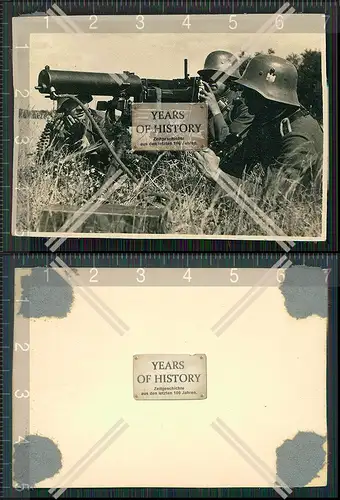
top-left (183, 269), bottom-right (192, 283)
top-left (14, 436), bottom-right (30, 445)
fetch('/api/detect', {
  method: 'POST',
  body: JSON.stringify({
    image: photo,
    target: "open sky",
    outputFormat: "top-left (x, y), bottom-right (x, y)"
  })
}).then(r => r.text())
top-left (12, 16), bottom-right (326, 110)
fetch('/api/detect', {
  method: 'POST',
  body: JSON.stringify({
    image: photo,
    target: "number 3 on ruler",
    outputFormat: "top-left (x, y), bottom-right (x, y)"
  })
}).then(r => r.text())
top-left (136, 15), bottom-right (144, 30)
top-left (14, 390), bottom-right (29, 399)
top-left (136, 268), bottom-right (145, 283)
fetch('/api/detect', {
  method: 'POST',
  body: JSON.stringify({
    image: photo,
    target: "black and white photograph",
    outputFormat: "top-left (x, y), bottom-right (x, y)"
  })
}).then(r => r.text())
top-left (12, 13), bottom-right (328, 240)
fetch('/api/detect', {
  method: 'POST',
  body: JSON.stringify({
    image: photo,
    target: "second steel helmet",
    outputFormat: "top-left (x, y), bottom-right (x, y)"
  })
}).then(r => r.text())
top-left (198, 50), bottom-right (241, 80)
top-left (236, 54), bottom-right (300, 107)
top-left (57, 93), bottom-right (93, 111)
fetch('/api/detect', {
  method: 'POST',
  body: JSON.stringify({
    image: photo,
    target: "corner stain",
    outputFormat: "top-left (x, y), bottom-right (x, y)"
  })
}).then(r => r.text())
top-left (279, 266), bottom-right (328, 319)
top-left (13, 435), bottom-right (62, 487)
top-left (20, 268), bottom-right (74, 318)
top-left (276, 431), bottom-right (326, 487)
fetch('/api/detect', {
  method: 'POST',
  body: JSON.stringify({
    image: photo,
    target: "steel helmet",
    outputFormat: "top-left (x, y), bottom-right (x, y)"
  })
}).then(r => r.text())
top-left (236, 54), bottom-right (300, 106)
top-left (198, 50), bottom-right (241, 80)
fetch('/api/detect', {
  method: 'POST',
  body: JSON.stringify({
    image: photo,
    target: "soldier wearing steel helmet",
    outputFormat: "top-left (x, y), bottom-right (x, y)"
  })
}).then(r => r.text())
top-left (198, 50), bottom-right (254, 148)
top-left (193, 54), bottom-right (323, 195)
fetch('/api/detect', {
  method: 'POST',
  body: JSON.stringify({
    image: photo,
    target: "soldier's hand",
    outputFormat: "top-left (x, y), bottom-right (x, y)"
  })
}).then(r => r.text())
top-left (64, 115), bottom-right (86, 140)
top-left (53, 117), bottom-right (71, 138)
top-left (192, 148), bottom-right (221, 182)
top-left (54, 117), bottom-right (65, 132)
top-left (199, 82), bottom-right (221, 116)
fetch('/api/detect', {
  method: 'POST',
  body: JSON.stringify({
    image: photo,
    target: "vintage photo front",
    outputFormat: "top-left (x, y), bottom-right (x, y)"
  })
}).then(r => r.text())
top-left (12, 13), bottom-right (328, 241)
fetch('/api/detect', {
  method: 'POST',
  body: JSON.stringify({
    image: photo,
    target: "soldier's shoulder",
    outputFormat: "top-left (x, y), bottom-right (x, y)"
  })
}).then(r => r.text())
top-left (229, 89), bottom-right (244, 103)
top-left (220, 89), bottom-right (239, 103)
top-left (89, 108), bottom-right (104, 118)
top-left (89, 108), bottom-right (106, 127)
top-left (293, 111), bottom-right (321, 130)
top-left (277, 110), bottom-right (323, 158)
top-left (91, 109), bottom-right (106, 119)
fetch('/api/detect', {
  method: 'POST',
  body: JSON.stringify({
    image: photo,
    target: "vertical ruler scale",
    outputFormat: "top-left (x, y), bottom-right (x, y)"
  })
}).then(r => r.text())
top-left (12, 6), bottom-right (31, 238)
top-left (1, 258), bottom-right (31, 498)
top-left (0, 0), bottom-right (10, 252)
top-left (0, 255), bottom-right (6, 499)
top-left (12, 267), bottom-right (31, 497)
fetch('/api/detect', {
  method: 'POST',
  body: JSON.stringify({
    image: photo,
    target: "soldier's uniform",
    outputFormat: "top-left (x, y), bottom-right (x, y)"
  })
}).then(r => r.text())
top-left (219, 55), bottom-right (323, 193)
top-left (198, 51), bottom-right (254, 149)
top-left (208, 88), bottom-right (254, 144)
top-left (36, 94), bottom-right (107, 165)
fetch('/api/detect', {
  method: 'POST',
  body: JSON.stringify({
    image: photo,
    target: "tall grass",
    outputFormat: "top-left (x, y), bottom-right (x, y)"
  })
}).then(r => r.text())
top-left (16, 116), bottom-right (323, 237)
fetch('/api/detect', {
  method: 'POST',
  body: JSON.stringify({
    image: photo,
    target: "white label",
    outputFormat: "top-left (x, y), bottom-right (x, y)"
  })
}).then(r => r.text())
top-left (133, 353), bottom-right (207, 400)
top-left (131, 103), bottom-right (208, 151)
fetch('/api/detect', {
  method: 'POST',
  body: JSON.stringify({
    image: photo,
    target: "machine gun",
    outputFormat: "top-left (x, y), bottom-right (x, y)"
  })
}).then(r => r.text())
top-left (35, 59), bottom-right (201, 123)
top-left (35, 60), bottom-right (202, 200)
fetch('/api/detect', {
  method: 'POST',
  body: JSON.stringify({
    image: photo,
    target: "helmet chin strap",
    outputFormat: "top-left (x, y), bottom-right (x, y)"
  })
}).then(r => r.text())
top-left (259, 101), bottom-right (292, 125)
top-left (262, 103), bottom-right (301, 126)
top-left (261, 107), bottom-right (284, 124)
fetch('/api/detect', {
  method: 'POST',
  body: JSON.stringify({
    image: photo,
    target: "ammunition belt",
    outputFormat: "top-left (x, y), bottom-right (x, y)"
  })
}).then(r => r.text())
top-left (36, 122), bottom-right (54, 160)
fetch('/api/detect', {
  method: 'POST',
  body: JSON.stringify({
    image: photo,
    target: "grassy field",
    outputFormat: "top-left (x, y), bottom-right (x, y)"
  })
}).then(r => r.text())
top-left (15, 115), bottom-right (323, 237)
